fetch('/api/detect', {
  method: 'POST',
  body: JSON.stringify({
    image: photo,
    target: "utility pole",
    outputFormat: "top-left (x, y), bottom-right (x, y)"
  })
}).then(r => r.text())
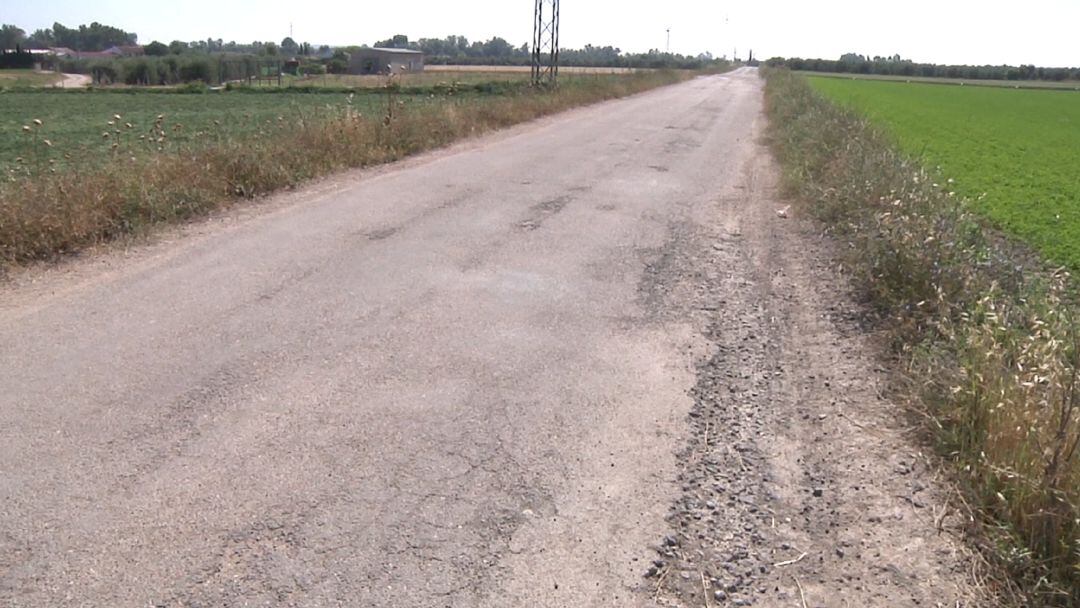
top-left (666, 28), bottom-right (670, 53)
top-left (532, 0), bottom-right (560, 86)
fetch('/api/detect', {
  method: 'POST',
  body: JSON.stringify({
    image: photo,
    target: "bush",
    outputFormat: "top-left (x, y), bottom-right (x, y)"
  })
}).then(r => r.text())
top-left (0, 49), bottom-right (34, 69)
top-left (177, 57), bottom-right (216, 83)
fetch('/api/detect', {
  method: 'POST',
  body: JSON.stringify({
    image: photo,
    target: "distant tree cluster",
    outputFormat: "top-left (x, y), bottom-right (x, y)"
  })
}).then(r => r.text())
top-left (370, 34), bottom-right (717, 69)
top-left (28, 22), bottom-right (137, 51)
top-left (0, 24), bottom-right (26, 50)
top-left (2, 18), bottom-right (727, 84)
top-left (765, 54), bottom-right (1080, 82)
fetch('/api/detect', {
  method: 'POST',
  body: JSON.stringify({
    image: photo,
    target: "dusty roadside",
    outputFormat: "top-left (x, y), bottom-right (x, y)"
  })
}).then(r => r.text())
top-left (640, 134), bottom-right (985, 606)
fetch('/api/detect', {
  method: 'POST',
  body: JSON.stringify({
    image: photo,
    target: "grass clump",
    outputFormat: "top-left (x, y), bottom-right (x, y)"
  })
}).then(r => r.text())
top-left (764, 68), bottom-right (1080, 605)
top-left (0, 70), bottom-right (691, 265)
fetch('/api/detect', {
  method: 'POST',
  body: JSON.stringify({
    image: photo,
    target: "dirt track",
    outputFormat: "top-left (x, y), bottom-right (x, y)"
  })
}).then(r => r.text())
top-left (0, 68), bottom-right (979, 606)
top-left (55, 72), bottom-right (91, 88)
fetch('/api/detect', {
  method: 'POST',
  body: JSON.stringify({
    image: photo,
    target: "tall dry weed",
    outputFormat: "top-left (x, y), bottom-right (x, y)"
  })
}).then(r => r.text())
top-left (764, 68), bottom-right (1080, 604)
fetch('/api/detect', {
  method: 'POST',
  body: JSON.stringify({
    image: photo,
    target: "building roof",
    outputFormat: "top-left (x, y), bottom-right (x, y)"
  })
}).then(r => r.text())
top-left (74, 51), bottom-right (119, 59)
top-left (367, 47), bottom-right (424, 54)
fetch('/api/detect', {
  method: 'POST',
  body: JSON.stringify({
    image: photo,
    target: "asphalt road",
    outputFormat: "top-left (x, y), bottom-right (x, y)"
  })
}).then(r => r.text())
top-left (0, 69), bottom-right (765, 606)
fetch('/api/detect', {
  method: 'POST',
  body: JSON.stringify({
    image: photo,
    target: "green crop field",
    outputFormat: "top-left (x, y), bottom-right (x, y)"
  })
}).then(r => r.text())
top-left (807, 76), bottom-right (1080, 269)
top-left (0, 89), bottom-right (449, 170)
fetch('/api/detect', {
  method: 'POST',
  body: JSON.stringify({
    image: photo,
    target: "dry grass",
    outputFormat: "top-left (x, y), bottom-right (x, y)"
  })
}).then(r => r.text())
top-left (763, 68), bottom-right (1080, 605)
top-left (0, 69), bottom-right (63, 88)
top-left (0, 70), bottom-right (691, 265)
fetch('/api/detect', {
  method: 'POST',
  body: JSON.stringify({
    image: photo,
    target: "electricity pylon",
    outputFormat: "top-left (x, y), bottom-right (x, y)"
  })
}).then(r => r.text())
top-left (532, 0), bottom-right (559, 85)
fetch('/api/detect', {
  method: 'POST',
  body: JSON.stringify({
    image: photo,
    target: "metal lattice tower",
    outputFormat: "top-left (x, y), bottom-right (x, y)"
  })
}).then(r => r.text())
top-left (531, 0), bottom-right (559, 85)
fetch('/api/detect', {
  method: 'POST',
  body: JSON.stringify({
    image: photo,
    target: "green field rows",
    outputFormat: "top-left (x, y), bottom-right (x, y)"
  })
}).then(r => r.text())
top-left (808, 76), bottom-right (1080, 269)
top-left (0, 90), bottom-right (447, 169)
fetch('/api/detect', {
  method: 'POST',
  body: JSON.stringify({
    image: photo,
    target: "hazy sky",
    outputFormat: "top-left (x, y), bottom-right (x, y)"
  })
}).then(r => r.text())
top-left (5, 0), bottom-right (1079, 66)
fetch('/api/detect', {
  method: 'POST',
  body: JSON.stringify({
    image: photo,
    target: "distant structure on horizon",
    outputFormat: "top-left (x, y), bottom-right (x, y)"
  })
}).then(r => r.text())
top-left (45, 45), bottom-right (144, 60)
top-left (348, 48), bottom-right (424, 75)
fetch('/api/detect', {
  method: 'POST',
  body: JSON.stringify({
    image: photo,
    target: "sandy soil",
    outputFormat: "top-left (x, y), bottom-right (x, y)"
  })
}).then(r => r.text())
top-left (54, 72), bottom-right (91, 88)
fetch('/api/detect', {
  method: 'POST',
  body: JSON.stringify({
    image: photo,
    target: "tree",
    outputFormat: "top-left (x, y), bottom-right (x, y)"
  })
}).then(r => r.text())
top-left (145, 41), bottom-right (168, 56)
top-left (0, 24), bottom-right (26, 50)
top-left (374, 34), bottom-right (411, 49)
top-left (168, 40), bottom-right (189, 54)
top-left (263, 42), bottom-right (278, 56)
top-left (28, 28), bottom-right (54, 48)
top-left (50, 21), bottom-right (136, 51)
top-left (480, 37), bottom-right (513, 57)
top-left (280, 37), bottom-right (298, 55)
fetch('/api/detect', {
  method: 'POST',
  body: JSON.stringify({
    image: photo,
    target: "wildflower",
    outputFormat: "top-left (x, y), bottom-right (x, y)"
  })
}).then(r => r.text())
top-left (32, 119), bottom-right (43, 126)
top-left (22, 125), bottom-right (31, 132)
top-left (113, 114), bottom-right (122, 121)
top-left (43, 139), bottom-right (52, 147)
top-left (125, 123), bottom-right (133, 129)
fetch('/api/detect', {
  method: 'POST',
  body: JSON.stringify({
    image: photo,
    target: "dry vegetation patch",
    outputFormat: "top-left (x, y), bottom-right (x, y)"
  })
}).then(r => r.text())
top-left (764, 68), bottom-right (1080, 605)
top-left (0, 71), bottom-right (690, 265)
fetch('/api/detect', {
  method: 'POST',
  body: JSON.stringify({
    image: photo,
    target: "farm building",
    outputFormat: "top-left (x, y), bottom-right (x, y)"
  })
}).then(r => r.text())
top-left (348, 48), bottom-right (424, 75)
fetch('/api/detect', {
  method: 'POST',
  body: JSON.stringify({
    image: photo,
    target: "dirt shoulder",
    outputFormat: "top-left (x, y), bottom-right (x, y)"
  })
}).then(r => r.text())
top-left (640, 133), bottom-right (986, 606)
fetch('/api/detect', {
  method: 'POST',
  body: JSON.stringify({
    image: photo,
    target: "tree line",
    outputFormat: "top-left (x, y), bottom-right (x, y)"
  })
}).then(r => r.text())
top-left (1, 22), bottom-right (136, 51)
top-left (766, 53), bottom-right (1080, 82)
top-left (369, 34), bottom-right (717, 69)
top-left (1, 19), bottom-right (721, 71)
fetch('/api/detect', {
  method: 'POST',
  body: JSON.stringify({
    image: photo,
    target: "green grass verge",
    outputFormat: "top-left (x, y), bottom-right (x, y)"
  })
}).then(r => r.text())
top-left (765, 68), bottom-right (1080, 605)
top-left (806, 76), bottom-right (1080, 271)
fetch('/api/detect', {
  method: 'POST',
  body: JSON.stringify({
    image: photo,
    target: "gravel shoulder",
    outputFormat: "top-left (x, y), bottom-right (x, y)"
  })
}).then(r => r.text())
top-left (641, 117), bottom-right (985, 606)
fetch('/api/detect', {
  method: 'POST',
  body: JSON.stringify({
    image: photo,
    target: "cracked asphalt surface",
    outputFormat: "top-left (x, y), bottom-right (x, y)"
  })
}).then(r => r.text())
top-left (0, 69), bottom-right (978, 606)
